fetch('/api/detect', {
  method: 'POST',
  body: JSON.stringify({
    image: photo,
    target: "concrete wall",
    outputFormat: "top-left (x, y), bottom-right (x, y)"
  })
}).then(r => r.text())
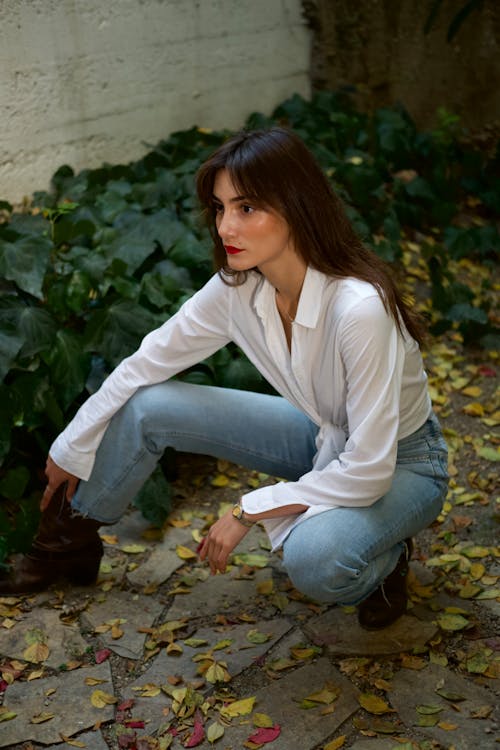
top-left (0, 0), bottom-right (310, 203)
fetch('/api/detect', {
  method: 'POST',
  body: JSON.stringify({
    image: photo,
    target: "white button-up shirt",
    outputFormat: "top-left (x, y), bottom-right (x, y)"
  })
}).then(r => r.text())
top-left (50, 267), bottom-right (431, 548)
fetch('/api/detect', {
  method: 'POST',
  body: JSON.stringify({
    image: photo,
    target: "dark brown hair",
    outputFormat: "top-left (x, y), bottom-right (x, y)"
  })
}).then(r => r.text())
top-left (196, 127), bottom-right (424, 344)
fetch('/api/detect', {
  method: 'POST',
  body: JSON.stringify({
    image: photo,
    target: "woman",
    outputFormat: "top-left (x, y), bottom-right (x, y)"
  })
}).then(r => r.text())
top-left (1, 127), bottom-right (448, 629)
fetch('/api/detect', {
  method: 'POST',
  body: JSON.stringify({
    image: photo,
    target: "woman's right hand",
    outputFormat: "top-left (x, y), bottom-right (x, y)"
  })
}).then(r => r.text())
top-left (41, 456), bottom-right (80, 511)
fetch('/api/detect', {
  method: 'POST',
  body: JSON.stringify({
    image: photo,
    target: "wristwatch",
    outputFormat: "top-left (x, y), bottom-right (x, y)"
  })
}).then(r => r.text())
top-left (232, 503), bottom-right (255, 528)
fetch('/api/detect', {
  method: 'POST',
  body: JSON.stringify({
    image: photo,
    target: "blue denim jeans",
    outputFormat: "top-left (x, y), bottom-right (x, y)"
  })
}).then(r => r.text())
top-left (72, 380), bottom-right (448, 604)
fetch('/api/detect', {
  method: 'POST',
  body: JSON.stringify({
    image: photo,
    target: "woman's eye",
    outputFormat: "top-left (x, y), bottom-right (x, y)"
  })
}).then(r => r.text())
top-left (241, 204), bottom-right (254, 214)
top-left (213, 202), bottom-right (223, 214)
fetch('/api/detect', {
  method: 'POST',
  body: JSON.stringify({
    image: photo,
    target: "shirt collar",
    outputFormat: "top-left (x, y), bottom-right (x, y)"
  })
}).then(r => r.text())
top-left (253, 266), bottom-right (327, 329)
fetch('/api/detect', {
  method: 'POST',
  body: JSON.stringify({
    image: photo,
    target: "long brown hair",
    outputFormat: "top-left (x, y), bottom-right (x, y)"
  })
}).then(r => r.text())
top-left (196, 127), bottom-right (424, 344)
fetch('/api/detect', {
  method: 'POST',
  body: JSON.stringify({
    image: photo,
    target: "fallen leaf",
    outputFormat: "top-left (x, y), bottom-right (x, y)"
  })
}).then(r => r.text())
top-left (31, 712), bottom-right (55, 723)
top-left (23, 642), bottom-right (50, 663)
top-left (358, 693), bottom-right (393, 715)
top-left (95, 648), bottom-right (112, 664)
top-left (220, 696), bottom-right (256, 718)
top-left (253, 713), bottom-right (274, 728)
top-left (176, 545), bottom-right (198, 560)
top-left (91, 689), bottom-right (118, 708)
top-left (438, 721), bottom-right (458, 730)
top-left (207, 721), bottom-right (225, 744)
top-left (436, 614), bottom-right (470, 631)
top-left (246, 724), bottom-right (281, 744)
top-left (0, 707), bottom-right (17, 722)
top-left (324, 737), bottom-right (346, 750)
top-left (246, 629), bottom-right (271, 644)
top-left (59, 735), bottom-right (87, 748)
top-left (211, 474), bottom-right (229, 487)
top-left (306, 684), bottom-right (341, 705)
top-left (120, 543), bottom-right (146, 554)
top-left (184, 712), bottom-right (205, 747)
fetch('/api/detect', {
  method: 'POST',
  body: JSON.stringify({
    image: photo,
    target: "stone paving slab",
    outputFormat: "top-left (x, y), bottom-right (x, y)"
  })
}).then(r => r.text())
top-left (0, 661), bottom-right (114, 747)
top-left (166, 567), bottom-right (274, 620)
top-left (0, 606), bottom-right (89, 667)
top-left (389, 663), bottom-right (500, 750)
top-left (122, 617), bottom-right (294, 736)
top-left (304, 608), bottom-right (439, 655)
top-left (177, 657), bottom-right (360, 750)
top-left (81, 589), bottom-right (164, 659)
top-left (45, 729), bottom-right (109, 750)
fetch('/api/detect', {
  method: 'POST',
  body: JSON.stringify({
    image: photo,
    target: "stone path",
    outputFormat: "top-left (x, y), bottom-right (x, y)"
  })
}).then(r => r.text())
top-left (0, 489), bottom-right (498, 749)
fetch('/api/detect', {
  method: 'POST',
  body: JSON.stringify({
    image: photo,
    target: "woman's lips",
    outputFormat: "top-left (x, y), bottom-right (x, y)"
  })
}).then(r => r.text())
top-left (225, 245), bottom-right (244, 255)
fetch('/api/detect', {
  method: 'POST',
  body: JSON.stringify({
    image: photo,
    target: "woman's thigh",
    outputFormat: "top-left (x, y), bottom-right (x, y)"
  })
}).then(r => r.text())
top-left (114, 380), bottom-right (319, 480)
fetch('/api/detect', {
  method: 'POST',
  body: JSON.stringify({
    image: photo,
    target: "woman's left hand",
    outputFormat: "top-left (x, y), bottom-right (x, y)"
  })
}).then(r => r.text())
top-left (198, 508), bottom-right (252, 575)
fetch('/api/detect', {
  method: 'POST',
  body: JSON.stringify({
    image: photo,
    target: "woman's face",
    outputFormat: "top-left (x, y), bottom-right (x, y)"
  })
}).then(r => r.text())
top-left (213, 169), bottom-right (297, 277)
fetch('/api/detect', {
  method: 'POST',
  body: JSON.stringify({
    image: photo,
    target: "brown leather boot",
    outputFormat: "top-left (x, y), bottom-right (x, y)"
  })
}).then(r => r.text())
top-left (0, 486), bottom-right (103, 595)
top-left (357, 539), bottom-right (413, 630)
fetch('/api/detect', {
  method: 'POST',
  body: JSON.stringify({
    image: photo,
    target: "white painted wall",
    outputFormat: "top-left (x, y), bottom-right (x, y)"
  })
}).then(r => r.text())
top-left (0, 0), bottom-right (310, 202)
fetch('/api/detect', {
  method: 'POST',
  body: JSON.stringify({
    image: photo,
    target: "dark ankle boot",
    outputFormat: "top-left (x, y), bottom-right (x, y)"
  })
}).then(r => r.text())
top-left (0, 486), bottom-right (103, 595)
top-left (357, 539), bottom-right (413, 630)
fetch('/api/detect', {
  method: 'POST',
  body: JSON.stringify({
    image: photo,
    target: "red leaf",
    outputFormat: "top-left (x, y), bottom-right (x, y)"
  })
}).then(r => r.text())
top-left (117, 698), bottom-right (135, 711)
top-left (247, 725), bottom-right (281, 744)
top-left (95, 648), bottom-right (112, 664)
top-left (125, 720), bottom-right (145, 729)
top-left (0, 680), bottom-right (9, 692)
top-left (478, 365), bottom-right (496, 377)
top-left (184, 714), bottom-right (205, 747)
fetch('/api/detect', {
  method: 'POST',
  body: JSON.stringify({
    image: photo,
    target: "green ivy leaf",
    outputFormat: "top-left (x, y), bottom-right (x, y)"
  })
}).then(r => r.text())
top-left (44, 330), bottom-right (91, 409)
top-left (84, 300), bottom-right (160, 366)
top-left (0, 234), bottom-right (52, 298)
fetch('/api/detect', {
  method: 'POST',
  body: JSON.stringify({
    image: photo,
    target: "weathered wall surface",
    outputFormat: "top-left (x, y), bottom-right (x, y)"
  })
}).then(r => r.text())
top-left (305, 0), bottom-right (500, 132)
top-left (0, 0), bottom-right (310, 202)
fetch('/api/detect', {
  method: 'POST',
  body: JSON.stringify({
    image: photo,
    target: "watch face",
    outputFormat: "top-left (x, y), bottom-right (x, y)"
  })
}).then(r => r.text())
top-left (232, 505), bottom-right (242, 519)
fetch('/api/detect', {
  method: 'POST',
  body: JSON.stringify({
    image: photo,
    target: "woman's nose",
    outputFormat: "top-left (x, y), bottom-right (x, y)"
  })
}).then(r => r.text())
top-left (217, 210), bottom-right (236, 240)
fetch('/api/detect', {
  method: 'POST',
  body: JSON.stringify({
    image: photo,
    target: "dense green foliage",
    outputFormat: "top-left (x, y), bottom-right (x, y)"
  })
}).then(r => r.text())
top-left (0, 91), bottom-right (498, 562)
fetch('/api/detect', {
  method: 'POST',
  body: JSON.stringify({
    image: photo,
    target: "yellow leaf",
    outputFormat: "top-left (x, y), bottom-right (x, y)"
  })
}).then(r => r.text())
top-left (438, 721), bottom-right (458, 730)
top-left (220, 696), bottom-right (256, 718)
top-left (400, 654), bottom-right (427, 670)
top-left (90, 689), bottom-right (117, 708)
top-left (211, 474), bottom-right (229, 487)
top-left (0, 707), bottom-right (17, 722)
top-left (256, 579), bottom-right (274, 595)
top-left (324, 737), bottom-right (346, 750)
top-left (176, 545), bottom-right (198, 560)
top-left (462, 546), bottom-right (490, 558)
top-left (166, 642), bottom-right (183, 656)
top-left (253, 713), bottom-right (274, 727)
top-left (59, 735), bottom-right (87, 748)
top-left (436, 614), bottom-right (470, 631)
top-left (120, 543), bottom-right (146, 554)
top-left (459, 583), bottom-right (482, 599)
top-left (358, 693), bottom-right (393, 715)
top-left (100, 534), bottom-right (118, 544)
top-left (85, 677), bottom-right (108, 686)
top-left (205, 661), bottom-right (227, 683)
top-left (23, 642), bottom-right (50, 663)
top-left (111, 625), bottom-right (124, 639)
top-left (306, 684), bottom-right (341, 705)
top-left (461, 385), bottom-right (482, 398)
top-left (27, 669), bottom-right (44, 681)
top-left (470, 562), bottom-right (486, 580)
top-left (207, 721), bottom-right (225, 743)
top-left (31, 712), bottom-right (55, 724)
top-left (463, 402), bottom-right (484, 417)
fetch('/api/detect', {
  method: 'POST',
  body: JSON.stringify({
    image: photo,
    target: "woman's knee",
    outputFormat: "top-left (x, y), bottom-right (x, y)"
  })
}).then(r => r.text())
top-left (283, 538), bottom-right (366, 604)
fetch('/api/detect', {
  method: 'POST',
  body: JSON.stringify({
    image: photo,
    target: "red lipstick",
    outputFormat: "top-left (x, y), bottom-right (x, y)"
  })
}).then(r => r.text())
top-left (225, 245), bottom-right (244, 255)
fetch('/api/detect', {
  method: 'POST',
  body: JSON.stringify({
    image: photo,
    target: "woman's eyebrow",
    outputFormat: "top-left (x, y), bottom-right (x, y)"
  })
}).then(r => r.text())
top-left (212, 193), bottom-right (247, 204)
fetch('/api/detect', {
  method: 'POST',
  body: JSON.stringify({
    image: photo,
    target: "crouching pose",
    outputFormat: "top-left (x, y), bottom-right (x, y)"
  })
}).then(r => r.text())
top-left (1, 127), bottom-right (448, 629)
